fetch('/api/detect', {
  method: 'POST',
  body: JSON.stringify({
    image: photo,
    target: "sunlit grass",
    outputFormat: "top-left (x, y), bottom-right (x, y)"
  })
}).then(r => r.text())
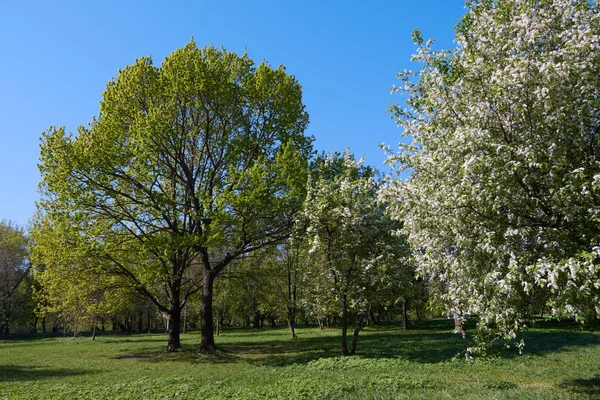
top-left (0, 319), bottom-right (599, 399)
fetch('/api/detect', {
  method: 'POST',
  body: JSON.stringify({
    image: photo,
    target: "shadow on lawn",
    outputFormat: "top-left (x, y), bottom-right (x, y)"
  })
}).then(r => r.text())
top-left (560, 375), bottom-right (600, 398)
top-left (113, 319), bottom-right (600, 367)
top-left (0, 365), bottom-right (94, 382)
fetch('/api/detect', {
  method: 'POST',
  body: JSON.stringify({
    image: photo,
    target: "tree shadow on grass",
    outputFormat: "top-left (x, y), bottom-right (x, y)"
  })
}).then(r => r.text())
top-left (0, 365), bottom-right (95, 382)
top-left (110, 320), bottom-right (600, 368)
top-left (559, 375), bottom-right (600, 398)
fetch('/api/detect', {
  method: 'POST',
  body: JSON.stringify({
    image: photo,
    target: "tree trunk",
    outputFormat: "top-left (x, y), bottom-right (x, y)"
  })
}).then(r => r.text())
top-left (402, 300), bottom-right (411, 330)
top-left (287, 318), bottom-right (296, 338)
top-left (147, 309), bottom-right (152, 334)
top-left (92, 319), bottom-right (97, 341)
top-left (253, 311), bottom-right (261, 329)
top-left (453, 313), bottom-right (465, 338)
top-left (41, 316), bottom-right (47, 334)
top-left (137, 312), bottom-right (143, 333)
top-left (350, 312), bottom-right (366, 355)
top-left (183, 306), bottom-right (187, 335)
top-left (340, 296), bottom-right (349, 356)
top-left (166, 282), bottom-right (182, 351)
top-left (199, 270), bottom-right (216, 352)
top-left (166, 310), bottom-right (181, 351)
top-left (2, 317), bottom-right (9, 335)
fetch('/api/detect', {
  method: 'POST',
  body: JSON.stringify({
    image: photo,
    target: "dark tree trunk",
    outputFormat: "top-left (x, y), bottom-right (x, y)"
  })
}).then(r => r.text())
top-left (402, 300), bottom-right (411, 330)
top-left (166, 280), bottom-right (182, 351)
top-left (416, 308), bottom-right (423, 322)
top-left (117, 321), bottom-right (128, 332)
top-left (349, 312), bottom-right (366, 355)
top-left (147, 309), bottom-right (152, 334)
top-left (31, 315), bottom-right (39, 334)
top-left (199, 270), bottom-right (216, 352)
top-left (253, 311), bottom-right (261, 329)
top-left (137, 312), bottom-right (143, 333)
top-left (340, 296), bottom-right (349, 356)
top-left (167, 310), bottom-right (181, 351)
top-left (41, 316), bottom-right (47, 334)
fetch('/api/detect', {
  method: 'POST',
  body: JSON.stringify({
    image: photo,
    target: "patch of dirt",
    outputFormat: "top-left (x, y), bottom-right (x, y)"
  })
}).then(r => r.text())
top-left (112, 353), bottom-right (163, 360)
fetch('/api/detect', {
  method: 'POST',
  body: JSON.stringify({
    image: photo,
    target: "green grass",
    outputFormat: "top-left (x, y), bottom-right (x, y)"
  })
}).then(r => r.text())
top-left (1, 319), bottom-right (599, 399)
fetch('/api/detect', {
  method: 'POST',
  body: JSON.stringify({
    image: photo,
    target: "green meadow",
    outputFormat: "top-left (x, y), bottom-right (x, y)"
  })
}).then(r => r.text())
top-left (1, 319), bottom-right (599, 399)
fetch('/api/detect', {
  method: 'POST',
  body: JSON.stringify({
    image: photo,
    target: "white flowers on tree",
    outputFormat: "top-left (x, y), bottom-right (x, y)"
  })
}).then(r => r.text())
top-left (382, 0), bottom-right (600, 351)
top-left (302, 151), bottom-right (411, 355)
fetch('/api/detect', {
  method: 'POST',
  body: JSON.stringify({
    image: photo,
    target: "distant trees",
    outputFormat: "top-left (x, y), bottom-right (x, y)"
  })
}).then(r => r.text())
top-left (382, 0), bottom-right (600, 352)
top-left (0, 220), bottom-right (34, 335)
top-left (36, 40), bottom-right (312, 351)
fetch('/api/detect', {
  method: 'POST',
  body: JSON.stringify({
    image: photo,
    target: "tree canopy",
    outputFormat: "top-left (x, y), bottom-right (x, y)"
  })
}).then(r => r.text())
top-left (35, 40), bottom-right (312, 351)
top-left (382, 0), bottom-right (600, 352)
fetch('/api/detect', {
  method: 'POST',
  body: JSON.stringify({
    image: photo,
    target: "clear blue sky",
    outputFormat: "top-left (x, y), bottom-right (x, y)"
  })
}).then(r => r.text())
top-left (0, 0), bottom-right (466, 227)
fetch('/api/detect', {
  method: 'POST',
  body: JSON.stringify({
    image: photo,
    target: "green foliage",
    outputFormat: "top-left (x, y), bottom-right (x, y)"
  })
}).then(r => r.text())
top-left (35, 40), bottom-right (312, 349)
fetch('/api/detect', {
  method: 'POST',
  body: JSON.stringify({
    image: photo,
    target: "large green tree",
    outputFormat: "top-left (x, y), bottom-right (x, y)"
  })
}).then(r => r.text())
top-left (37, 41), bottom-right (312, 351)
top-left (382, 0), bottom-right (600, 352)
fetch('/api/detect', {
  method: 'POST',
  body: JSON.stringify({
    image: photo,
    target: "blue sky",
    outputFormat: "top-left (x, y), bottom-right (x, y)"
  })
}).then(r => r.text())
top-left (0, 0), bottom-right (466, 227)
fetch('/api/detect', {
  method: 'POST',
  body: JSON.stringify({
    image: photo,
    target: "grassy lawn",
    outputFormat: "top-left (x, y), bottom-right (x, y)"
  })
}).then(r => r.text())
top-left (0, 319), bottom-right (599, 399)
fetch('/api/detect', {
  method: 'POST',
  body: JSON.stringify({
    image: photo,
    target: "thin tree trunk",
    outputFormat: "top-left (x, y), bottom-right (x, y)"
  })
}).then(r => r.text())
top-left (199, 269), bottom-right (216, 352)
top-left (92, 319), bottom-right (97, 341)
top-left (453, 313), bottom-right (465, 338)
top-left (137, 312), bottom-right (143, 333)
top-left (341, 295), bottom-right (349, 356)
top-left (350, 312), bottom-right (366, 355)
top-left (287, 318), bottom-right (296, 338)
top-left (402, 300), bottom-right (411, 330)
top-left (183, 305), bottom-right (187, 335)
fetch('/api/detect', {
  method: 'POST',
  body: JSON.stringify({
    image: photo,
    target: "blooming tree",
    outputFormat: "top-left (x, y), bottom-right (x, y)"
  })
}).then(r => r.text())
top-left (382, 0), bottom-right (600, 352)
top-left (303, 151), bottom-right (410, 355)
